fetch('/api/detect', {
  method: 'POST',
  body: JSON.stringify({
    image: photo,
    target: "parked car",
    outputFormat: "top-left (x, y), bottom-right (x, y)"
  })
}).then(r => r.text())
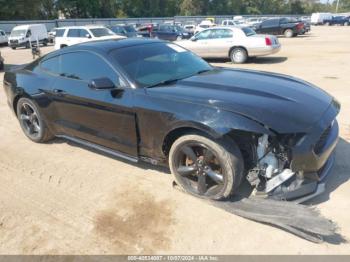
top-left (255, 18), bottom-right (304, 38)
top-left (323, 16), bottom-right (350, 26)
top-left (195, 20), bottom-right (216, 34)
top-left (184, 24), bottom-right (196, 34)
top-left (3, 38), bottom-right (340, 202)
top-left (137, 23), bottom-right (158, 38)
top-left (108, 24), bottom-right (139, 38)
top-left (311, 12), bottom-right (333, 25)
top-left (152, 24), bottom-right (192, 41)
top-left (48, 28), bottom-right (58, 43)
top-left (298, 17), bottom-right (311, 34)
top-left (54, 25), bottom-right (125, 50)
top-left (177, 27), bottom-right (280, 64)
top-left (0, 30), bottom-right (8, 45)
top-left (0, 51), bottom-right (4, 71)
top-left (8, 24), bottom-right (48, 49)
top-left (221, 20), bottom-right (241, 26)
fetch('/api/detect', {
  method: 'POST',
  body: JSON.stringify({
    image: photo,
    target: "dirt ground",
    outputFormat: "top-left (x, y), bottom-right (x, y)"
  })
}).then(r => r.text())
top-left (0, 26), bottom-right (349, 255)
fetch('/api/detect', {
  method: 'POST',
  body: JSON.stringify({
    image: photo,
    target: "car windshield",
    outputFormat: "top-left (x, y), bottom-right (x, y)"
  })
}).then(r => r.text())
top-left (242, 27), bottom-right (256, 36)
top-left (124, 25), bottom-right (136, 33)
top-left (11, 29), bottom-right (26, 37)
top-left (112, 43), bottom-right (213, 88)
top-left (90, 28), bottom-right (115, 37)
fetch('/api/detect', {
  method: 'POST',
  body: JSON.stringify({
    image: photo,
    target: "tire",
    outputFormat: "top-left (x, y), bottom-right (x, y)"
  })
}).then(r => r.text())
top-left (169, 134), bottom-right (244, 200)
top-left (230, 47), bottom-right (248, 64)
top-left (25, 41), bottom-right (30, 49)
top-left (345, 22), bottom-right (349, 26)
top-left (284, 29), bottom-right (294, 38)
top-left (17, 98), bottom-right (54, 143)
top-left (43, 39), bottom-right (48, 46)
top-left (176, 36), bottom-right (183, 41)
top-left (0, 62), bottom-right (3, 71)
top-left (11, 46), bottom-right (16, 50)
top-left (326, 22), bottom-right (330, 26)
top-left (60, 45), bottom-right (67, 49)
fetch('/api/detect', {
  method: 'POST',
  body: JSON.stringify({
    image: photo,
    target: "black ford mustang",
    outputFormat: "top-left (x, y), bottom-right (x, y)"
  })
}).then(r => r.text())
top-left (3, 39), bottom-right (340, 202)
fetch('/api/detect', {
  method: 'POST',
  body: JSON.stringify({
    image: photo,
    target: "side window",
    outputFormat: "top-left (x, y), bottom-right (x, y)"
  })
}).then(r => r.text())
top-left (211, 29), bottom-right (233, 39)
top-left (67, 29), bottom-right (80, 37)
top-left (41, 56), bottom-right (60, 75)
top-left (60, 52), bottom-right (120, 85)
top-left (196, 30), bottom-right (212, 40)
top-left (262, 19), bottom-right (277, 28)
top-left (55, 29), bottom-right (65, 37)
top-left (79, 29), bottom-right (89, 38)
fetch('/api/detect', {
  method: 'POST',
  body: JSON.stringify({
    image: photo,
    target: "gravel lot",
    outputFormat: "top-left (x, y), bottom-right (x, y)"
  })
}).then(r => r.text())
top-left (0, 26), bottom-right (349, 254)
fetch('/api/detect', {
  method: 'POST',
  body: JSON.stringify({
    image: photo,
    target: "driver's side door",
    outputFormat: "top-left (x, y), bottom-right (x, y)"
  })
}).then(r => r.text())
top-left (47, 51), bottom-right (138, 157)
top-left (189, 29), bottom-right (214, 57)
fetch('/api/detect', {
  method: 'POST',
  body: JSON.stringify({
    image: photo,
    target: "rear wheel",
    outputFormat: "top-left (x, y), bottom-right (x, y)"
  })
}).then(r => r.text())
top-left (345, 22), bottom-right (349, 26)
top-left (176, 35), bottom-right (183, 41)
top-left (230, 47), bottom-right (248, 64)
top-left (17, 98), bottom-right (53, 143)
top-left (169, 134), bottom-right (243, 200)
top-left (284, 29), bottom-right (294, 38)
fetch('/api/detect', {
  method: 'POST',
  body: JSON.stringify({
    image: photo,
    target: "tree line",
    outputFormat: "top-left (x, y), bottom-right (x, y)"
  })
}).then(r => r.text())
top-left (0, 0), bottom-right (349, 20)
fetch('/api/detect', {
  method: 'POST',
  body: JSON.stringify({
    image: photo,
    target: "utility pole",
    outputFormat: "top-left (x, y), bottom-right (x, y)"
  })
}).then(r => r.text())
top-left (336, 0), bottom-right (340, 13)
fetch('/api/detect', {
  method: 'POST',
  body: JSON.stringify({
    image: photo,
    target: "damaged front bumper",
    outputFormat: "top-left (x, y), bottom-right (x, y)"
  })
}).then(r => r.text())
top-left (268, 116), bottom-right (339, 203)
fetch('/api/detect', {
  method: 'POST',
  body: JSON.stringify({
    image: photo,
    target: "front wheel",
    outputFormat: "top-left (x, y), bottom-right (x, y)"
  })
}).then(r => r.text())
top-left (17, 98), bottom-right (53, 143)
top-left (169, 134), bottom-right (243, 200)
top-left (230, 47), bottom-right (248, 64)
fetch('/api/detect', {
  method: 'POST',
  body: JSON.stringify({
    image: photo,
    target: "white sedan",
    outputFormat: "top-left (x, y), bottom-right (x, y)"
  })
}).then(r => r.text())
top-left (176, 26), bottom-right (281, 64)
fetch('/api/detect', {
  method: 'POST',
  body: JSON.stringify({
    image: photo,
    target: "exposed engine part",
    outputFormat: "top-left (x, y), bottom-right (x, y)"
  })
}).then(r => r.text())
top-left (256, 134), bottom-right (280, 178)
top-left (247, 134), bottom-right (298, 196)
top-left (265, 169), bottom-right (295, 193)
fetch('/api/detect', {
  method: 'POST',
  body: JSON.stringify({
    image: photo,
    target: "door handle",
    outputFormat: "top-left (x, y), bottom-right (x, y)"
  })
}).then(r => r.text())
top-left (53, 89), bottom-right (67, 96)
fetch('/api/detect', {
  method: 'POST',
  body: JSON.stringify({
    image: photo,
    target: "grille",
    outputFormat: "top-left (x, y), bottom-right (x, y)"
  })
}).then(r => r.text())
top-left (10, 40), bottom-right (18, 44)
top-left (314, 125), bottom-right (332, 155)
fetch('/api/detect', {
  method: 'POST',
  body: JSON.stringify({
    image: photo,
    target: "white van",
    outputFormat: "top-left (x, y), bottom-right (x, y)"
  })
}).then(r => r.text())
top-left (8, 24), bottom-right (48, 49)
top-left (311, 13), bottom-right (333, 25)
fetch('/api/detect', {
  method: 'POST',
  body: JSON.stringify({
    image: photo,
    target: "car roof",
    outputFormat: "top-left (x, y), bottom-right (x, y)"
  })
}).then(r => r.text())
top-left (47, 38), bottom-right (164, 58)
top-left (56, 25), bottom-right (107, 30)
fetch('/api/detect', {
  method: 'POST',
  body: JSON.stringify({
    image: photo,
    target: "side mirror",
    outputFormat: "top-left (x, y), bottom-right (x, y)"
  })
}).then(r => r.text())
top-left (86, 34), bottom-right (92, 38)
top-left (190, 36), bottom-right (197, 41)
top-left (89, 77), bottom-right (115, 90)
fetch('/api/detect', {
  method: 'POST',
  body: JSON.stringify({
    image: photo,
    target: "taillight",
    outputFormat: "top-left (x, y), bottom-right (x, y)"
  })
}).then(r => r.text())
top-left (265, 37), bottom-right (272, 46)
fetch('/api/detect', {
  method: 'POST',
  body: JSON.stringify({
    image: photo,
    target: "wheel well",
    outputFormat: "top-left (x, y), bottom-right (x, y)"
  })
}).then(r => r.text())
top-left (228, 46), bottom-right (248, 57)
top-left (162, 127), bottom-right (256, 168)
top-left (162, 127), bottom-right (210, 157)
top-left (13, 95), bottom-right (22, 116)
top-left (60, 44), bottom-right (67, 48)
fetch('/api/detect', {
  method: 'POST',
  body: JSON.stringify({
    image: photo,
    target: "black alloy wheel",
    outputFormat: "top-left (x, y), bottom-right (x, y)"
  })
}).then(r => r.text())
top-left (170, 134), bottom-right (243, 200)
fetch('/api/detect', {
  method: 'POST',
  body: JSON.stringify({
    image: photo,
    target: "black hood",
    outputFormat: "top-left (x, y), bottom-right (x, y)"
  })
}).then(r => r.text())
top-left (149, 68), bottom-right (335, 134)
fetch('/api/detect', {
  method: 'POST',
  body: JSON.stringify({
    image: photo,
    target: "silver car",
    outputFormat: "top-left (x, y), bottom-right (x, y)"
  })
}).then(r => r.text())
top-left (177, 27), bottom-right (281, 64)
